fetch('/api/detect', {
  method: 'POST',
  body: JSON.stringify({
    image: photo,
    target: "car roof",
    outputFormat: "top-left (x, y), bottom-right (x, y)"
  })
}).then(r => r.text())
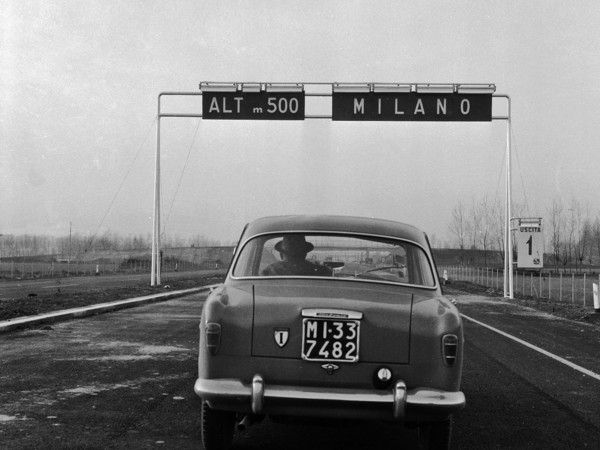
top-left (241, 215), bottom-right (429, 246)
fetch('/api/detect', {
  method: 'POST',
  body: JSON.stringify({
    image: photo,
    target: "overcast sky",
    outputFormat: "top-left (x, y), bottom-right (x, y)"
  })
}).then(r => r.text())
top-left (2, 1), bottom-right (600, 245)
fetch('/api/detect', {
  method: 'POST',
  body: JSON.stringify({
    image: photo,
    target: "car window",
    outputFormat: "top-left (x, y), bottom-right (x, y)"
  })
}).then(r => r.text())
top-left (231, 233), bottom-right (436, 287)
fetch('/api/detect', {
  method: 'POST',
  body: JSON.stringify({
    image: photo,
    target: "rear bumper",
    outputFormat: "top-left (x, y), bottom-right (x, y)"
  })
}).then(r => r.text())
top-left (195, 374), bottom-right (465, 422)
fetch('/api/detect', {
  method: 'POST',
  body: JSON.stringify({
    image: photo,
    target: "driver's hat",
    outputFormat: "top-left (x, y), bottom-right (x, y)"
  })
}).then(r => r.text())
top-left (275, 234), bottom-right (314, 256)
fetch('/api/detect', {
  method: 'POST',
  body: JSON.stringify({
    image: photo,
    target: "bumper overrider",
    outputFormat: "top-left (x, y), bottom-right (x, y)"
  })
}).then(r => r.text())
top-left (195, 375), bottom-right (465, 422)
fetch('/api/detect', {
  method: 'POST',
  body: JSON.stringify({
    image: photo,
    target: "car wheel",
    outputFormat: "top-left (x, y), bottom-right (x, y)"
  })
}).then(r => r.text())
top-left (201, 400), bottom-right (235, 450)
top-left (417, 416), bottom-right (452, 450)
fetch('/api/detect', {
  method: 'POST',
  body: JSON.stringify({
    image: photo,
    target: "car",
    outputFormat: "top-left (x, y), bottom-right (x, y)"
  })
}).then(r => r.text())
top-left (195, 215), bottom-right (465, 449)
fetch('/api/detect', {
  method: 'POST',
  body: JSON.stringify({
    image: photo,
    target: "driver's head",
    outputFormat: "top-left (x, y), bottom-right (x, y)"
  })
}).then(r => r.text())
top-left (275, 234), bottom-right (314, 258)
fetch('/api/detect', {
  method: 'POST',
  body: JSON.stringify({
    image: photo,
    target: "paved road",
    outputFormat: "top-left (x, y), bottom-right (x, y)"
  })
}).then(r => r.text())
top-left (1, 291), bottom-right (599, 449)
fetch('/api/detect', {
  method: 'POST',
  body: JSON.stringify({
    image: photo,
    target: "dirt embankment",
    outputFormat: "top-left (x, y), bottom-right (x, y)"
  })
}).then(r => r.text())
top-left (0, 273), bottom-right (225, 322)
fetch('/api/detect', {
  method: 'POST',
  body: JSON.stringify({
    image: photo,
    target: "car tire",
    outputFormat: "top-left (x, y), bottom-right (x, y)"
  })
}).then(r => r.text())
top-left (417, 416), bottom-right (452, 450)
top-left (201, 400), bottom-right (235, 450)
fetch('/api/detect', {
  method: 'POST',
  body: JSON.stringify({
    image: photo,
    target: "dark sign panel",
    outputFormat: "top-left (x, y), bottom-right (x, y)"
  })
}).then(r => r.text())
top-left (332, 92), bottom-right (492, 121)
top-left (202, 91), bottom-right (305, 120)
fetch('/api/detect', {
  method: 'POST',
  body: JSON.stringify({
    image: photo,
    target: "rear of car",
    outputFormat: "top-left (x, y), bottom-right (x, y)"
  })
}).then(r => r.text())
top-left (195, 216), bottom-right (464, 449)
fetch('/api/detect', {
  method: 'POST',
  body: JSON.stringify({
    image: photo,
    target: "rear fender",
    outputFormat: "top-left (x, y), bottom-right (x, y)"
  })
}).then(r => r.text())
top-left (409, 295), bottom-right (463, 390)
top-left (199, 283), bottom-right (254, 378)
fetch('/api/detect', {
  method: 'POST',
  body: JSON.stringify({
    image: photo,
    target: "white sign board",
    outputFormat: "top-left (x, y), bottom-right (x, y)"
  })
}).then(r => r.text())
top-left (517, 224), bottom-right (544, 268)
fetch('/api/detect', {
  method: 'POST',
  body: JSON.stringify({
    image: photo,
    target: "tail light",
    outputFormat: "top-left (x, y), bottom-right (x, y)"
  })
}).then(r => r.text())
top-left (442, 334), bottom-right (458, 366)
top-left (205, 322), bottom-right (221, 355)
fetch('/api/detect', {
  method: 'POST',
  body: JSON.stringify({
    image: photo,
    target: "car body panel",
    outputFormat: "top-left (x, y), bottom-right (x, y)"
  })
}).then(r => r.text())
top-left (196, 215), bottom-right (464, 425)
top-left (252, 282), bottom-right (412, 363)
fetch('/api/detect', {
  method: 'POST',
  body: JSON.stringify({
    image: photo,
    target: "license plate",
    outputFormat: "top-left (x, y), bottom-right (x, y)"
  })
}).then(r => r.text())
top-left (301, 319), bottom-right (360, 362)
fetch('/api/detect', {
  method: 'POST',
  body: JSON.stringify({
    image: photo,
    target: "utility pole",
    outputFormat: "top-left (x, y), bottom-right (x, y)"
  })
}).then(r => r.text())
top-left (69, 222), bottom-right (72, 263)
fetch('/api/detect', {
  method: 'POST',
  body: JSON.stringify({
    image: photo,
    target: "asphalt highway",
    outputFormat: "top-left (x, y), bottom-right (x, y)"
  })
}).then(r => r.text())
top-left (0, 291), bottom-right (599, 449)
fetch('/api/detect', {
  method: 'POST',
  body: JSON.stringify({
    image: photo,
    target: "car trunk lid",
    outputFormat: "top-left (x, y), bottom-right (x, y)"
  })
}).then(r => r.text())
top-left (251, 282), bottom-right (412, 364)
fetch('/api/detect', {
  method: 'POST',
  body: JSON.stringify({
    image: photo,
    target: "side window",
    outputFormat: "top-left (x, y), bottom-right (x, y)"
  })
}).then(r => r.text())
top-left (232, 237), bottom-right (268, 277)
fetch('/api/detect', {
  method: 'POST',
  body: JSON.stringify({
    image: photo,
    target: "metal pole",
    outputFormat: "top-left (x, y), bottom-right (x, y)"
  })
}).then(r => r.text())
top-left (502, 96), bottom-right (513, 298)
top-left (151, 97), bottom-right (162, 286)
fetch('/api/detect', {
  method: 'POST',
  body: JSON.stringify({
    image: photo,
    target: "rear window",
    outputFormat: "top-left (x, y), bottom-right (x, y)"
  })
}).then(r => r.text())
top-left (232, 233), bottom-right (436, 288)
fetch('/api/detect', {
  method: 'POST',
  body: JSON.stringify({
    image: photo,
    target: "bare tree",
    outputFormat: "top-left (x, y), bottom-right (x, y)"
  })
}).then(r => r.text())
top-left (489, 198), bottom-right (505, 262)
top-left (468, 199), bottom-right (482, 252)
top-left (593, 216), bottom-right (600, 264)
top-left (570, 198), bottom-right (590, 271)
top-left (448, 201), bottom-right (467, 264)
top-left (547, 199), bottom-right (565, 271)
top-left (478, 196), bottom-right (495, 266)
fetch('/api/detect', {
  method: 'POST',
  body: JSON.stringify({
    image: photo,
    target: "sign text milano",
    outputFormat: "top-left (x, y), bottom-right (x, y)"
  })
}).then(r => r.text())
top-left (332, 92), bottom-right (492, 121)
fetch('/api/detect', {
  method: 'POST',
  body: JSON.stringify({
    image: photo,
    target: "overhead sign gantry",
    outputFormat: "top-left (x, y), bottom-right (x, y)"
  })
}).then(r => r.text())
top-left (153, 82), bottom-right (514, 297)
top-left (199, 82), bottom-right (494, 121)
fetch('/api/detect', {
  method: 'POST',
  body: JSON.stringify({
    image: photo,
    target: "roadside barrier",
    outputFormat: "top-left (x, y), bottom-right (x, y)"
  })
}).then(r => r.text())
top-left (440, 266), bottom-right (600, 308)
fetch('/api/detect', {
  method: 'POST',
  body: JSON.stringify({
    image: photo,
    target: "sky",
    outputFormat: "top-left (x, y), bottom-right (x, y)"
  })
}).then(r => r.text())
top-left (2, 0), bottom-right (600, 246)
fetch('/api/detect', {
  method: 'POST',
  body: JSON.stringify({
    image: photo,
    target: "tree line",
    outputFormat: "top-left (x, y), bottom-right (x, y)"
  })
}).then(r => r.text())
top-left (0, 231), bottom-right (225, 259)
top-left (448, 195), bottom-right (600, 271)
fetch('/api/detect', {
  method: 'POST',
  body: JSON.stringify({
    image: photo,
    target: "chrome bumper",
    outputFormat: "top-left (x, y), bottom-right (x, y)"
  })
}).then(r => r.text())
top-left (195, 374), bottom-right (465, 422)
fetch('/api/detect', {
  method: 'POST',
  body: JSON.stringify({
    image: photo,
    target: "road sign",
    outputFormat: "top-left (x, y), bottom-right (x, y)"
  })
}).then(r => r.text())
top-left (332, 92), bottom-right (492, 121)
top-left (202, 91), bottom-right (305, 120)
top-left (516, 220), bottom-right (544, 269)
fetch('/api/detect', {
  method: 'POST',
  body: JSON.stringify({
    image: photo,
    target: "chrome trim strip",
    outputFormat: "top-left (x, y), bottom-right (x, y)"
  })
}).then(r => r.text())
top-left (301, 308), bottom-right (363, 319)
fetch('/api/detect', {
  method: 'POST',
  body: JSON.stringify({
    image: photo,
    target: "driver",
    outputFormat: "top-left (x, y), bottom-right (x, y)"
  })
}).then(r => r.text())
top-left (261, 234), bottom-right (332, 276)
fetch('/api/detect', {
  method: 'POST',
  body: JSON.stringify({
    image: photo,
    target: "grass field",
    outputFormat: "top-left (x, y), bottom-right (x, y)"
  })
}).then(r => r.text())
top-left (0, 272), bottom-right (225, 322)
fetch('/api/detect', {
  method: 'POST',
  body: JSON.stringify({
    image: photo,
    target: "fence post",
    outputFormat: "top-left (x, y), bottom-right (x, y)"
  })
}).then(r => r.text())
top-left (549, 272), bottom-right (552, 300)
top-left (530, 273), bottom-right (533, 297)
top-left (571, 274), bottom-right (575, 304)
top-left (583, 272), bottom-right (585, 308)
top-left (560, 272), bottom-right (563, 302)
